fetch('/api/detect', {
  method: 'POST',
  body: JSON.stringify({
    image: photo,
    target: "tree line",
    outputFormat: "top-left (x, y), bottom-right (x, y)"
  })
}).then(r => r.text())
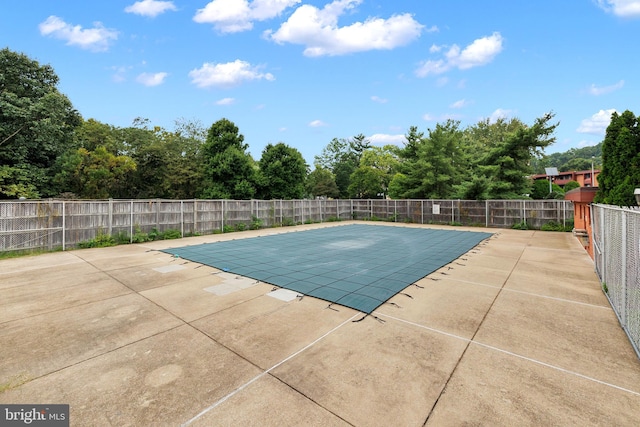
top-left (1, 47), bottom-right (636, 203)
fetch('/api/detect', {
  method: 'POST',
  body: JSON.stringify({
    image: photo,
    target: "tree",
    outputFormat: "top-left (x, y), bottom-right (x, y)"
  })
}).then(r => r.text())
top-left (306, 167), bottom-right (340, 199)
top-left (454, 118), bottom-right (526, 200)
top-left (55, 146), bottom-right (136, 198)
top-left (595, 110), bottom-right (640, 206)
top-left (348, 145), bottom-right (399, 198)
top-left (0, 48), bottom-right (82, 198)
top-left (315, 134), bottom-right (370, 198)
top-left (200, 118), bottom-right (256, 199)
top-left (389, 120), bottom-right (463, 199)
top-left (257, 143), bottom-right (308, 199)
top-left (531, 178), bottom-right (564, 199)
top-left (482, 113), bottom-right (558, 199)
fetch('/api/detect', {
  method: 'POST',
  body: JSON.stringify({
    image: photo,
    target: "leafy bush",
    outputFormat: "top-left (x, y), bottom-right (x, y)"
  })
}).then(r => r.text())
top-left (251, 216), bottom-right (263, 230)
top-left (511, 221), bottom-right (530, 230)
top-left (326, 216), bottom-right (341, 222)
top-left (223, 224), bottom-right (235, 233)
top-left (541, 220), bottom-right (573, 232)
top-left (77, 229), bottom-right (115, 248)
top-left (162, 229), bottom-right (182, 239)
top-left (235, 223), bottom-right (247, 232)
top-left (281, 217), bottom-right (295, 227)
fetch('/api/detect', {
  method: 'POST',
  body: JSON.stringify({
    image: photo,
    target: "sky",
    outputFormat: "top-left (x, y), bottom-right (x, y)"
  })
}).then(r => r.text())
top-left (1, 0), bottom-right (639, 165)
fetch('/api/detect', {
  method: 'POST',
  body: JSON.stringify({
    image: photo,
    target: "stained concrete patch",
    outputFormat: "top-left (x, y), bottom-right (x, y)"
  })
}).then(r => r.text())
top-left (140, 275), bottom-right (270, 322)
top-left (0, 257), bottom-right (99, 290)
top-left (474, 290), bottom-right (640, 393)
top-left (107, 260), bottom-right (216, 292)
top-left (203, 272), bottom-right (259, 296)
top-left (193, 296), bottom-right (357, 369)
top-left (152, 264), bottom-right (186, 274)
top-left (191, 374), bottom-right (349, 427)
top-left (73, 246), bottom-right (169, 271)
top-left (271, 317), bottom-right (469, 427)
top-left (266, 288), bottom-right (300, 302)
top-left (0, 326), bottom-right (263, 427)
top-left (426, 344), bottom-right (640, 426)
top-left (0, 272), bottom-right (131, 323)
top-left (0, 251), bottom-right (84, 275)
top-left (0, 293), bottom-right (183, 386)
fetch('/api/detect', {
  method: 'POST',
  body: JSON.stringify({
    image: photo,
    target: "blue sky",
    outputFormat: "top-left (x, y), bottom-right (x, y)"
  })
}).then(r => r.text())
top-left (1, 0), bottom-right (639, 164)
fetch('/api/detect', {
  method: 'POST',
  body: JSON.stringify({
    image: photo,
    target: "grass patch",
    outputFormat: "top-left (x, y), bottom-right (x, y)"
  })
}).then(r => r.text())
top-left (0, 373), bottom-right (30, 393)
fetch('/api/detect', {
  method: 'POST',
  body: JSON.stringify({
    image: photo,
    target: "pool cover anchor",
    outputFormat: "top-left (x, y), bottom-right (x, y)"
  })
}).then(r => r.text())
top-left (352, 313), bottom-right (386, 323)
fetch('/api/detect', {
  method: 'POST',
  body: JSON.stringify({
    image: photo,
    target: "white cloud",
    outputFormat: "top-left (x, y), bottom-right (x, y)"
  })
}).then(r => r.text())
top-left (110, 65), bottom-right (132, 82)
top-left (125, 0), bottom-right (177, 17)
top-left (416, 32), bottom-right (503, 77)
top-left (189, 60), bottom-right (275, 88)
top-left (596, 0), bottom-right (640, 17)
top-left (265, 0), bottom-right (424, 56)
top-left (136, 72), bottom-right (168, 86)
top-left (371, 95), bottom-right (388, 104)
top-left (39, 16), bottom-right (118, 52)
top-left (587, 80), bottom-right (624, 95)
top-left (429, 44), bottom-right (443, 53)
top-left (367, 133), bottom-right (406, 145)
top-left (576, 109), bottom-right (617, 134)
top-left (279, 127), bottom-right (287, 132)
top-left (450, 99), bottom-right (470, 109)
top-left (216, 97), bottom-right (236, 105)
top-left (194, 0), bottom-right (300, 33)
top-left (577, 139), bottom-right (598, 148)
top-left (488, 108), bottom-right (512, 123)
top-left (309, 119), bottom-right (328, 127)
top-left (435, 77), bottom-right (449, 87)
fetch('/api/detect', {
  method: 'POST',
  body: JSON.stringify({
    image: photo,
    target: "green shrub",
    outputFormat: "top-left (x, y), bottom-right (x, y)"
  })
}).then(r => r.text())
top-left (326, 216), bottom-right (341, 222)
top-left (541, 220), bottom-right (573, 232)
top-left (78, 229), bottom-right (115, 248)
top-left (162, 229), bottom-right (182, 239)
top-left (234, 223), bottom-right (247, 232)
top-left (511, 221), bottom-right (530, 230)
top-left (223, 224), bottom-right (234, 233)
top-left (281, 217), bottom-right (295, 227)
top-left (251, 216), bottom-right (263, 230)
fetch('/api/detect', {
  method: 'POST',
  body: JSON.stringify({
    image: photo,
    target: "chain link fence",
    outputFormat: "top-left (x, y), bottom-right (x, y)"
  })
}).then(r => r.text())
top-left (591, 204), bottom-right (640, 359)
top-left (1, 198), bottom-right (572, 252)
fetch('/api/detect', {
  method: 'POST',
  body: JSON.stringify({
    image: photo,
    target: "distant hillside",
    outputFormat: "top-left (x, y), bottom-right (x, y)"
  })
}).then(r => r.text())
top-left (532, 143), bottom-right (602, 174)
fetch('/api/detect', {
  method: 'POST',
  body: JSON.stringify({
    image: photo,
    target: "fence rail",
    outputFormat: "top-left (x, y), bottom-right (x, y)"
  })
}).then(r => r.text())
top-left (0, 198), bottom-right (573, 252)
top-left (591, 204), bottom-right (640, 359)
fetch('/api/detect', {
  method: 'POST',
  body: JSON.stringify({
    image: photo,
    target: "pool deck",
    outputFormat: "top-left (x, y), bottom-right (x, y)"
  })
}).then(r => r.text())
top-left (1, 221), bottom-right (639, 426)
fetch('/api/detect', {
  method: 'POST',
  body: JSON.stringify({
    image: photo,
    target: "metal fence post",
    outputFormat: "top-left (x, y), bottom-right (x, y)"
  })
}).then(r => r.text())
top-left (62, 201), bottom-right (66, 251)
top-left (485, 200), bottom-right (489, 228)
top-left (180, 201), bottom-right (184, 237)
top-left (108, 198), bottom-right (113, 236)
top-left (130, 200), bottom-right (134, 243)
top-left (621, 210), bottom-right (627, 324)
top-left (193, 199), bottom-right (197, 234)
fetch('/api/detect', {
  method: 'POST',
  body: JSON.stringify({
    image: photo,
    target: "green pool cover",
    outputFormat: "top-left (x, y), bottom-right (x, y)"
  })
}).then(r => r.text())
top-left (163, 224), bottom-right (492, 314)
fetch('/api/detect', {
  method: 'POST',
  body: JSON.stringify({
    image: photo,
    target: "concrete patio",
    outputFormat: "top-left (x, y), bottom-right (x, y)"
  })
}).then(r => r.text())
top-left (1, 222), bottom-right (639, 426)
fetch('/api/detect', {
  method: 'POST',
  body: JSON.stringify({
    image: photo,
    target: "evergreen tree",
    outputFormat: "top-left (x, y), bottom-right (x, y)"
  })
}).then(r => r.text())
top-left (595, 110), bottom-right (640, 206)
top-left (482, 113), bottom-right (558, 199)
